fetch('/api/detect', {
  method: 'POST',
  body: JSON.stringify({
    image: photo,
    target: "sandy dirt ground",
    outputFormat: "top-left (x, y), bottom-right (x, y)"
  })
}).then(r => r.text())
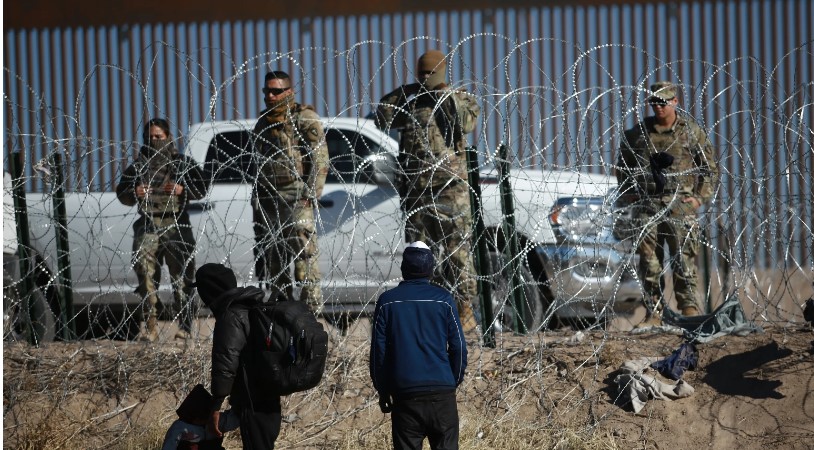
top-left (4, 265), bottom-right (814, 449)
top-left (4, 308), bottom-right (814, 449)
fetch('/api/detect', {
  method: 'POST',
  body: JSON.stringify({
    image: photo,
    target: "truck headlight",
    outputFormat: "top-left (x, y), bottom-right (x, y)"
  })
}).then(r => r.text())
top-left (549, 197), bottom-right (607, 239)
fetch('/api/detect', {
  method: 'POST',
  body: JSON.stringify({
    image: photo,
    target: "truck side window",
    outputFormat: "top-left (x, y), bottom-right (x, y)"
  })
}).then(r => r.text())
top-left (325, 129), bottom-right (382, 184)
top-left (326, 129), bottom-right (354, 184)
top-left (204, 131), bottom-right (255, 184)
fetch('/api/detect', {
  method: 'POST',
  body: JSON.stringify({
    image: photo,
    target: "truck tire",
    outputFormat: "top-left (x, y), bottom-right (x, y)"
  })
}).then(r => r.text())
top-left (488, 251), bottom-right (544, 333)
top-left (28, 288), bottom-right (56, 343)
top-left (4, 253), bottom-right (56, 344)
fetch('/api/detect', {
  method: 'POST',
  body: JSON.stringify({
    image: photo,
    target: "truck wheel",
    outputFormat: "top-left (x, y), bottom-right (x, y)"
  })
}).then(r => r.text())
top-left (6, 287), bottom-right (57, 345)
top-left (28, 288), bottom-right (57, 343)
top-left (3, 258), bottom-right (56, 343)
top-left (488, 251), bottom-right (544, 333)
top-left (3, 287), bottom-right (26, 341)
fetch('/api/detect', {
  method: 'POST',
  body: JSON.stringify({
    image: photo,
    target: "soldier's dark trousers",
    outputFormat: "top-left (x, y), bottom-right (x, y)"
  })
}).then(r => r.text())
top-left (253, 197), bottom-right (322, 308)
top-left (392, 390), bottom-right (459, 450)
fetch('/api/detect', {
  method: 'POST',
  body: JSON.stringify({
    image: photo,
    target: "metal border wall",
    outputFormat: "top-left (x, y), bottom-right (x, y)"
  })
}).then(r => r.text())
top-left (4, 0), bottom-right (813, 268)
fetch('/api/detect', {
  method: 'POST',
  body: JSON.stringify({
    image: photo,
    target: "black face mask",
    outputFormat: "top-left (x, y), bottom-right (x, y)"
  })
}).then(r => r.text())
top-left (419, 68), bottom-right (447, 90)
top-left (140, 138), bottom-right (178, 187)
top-left (149, 138), bottom-right (176, 155)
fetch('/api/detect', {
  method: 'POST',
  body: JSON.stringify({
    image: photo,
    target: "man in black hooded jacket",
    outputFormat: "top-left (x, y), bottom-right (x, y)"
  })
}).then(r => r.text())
top-left (193, 263), bottom-right (282, 449)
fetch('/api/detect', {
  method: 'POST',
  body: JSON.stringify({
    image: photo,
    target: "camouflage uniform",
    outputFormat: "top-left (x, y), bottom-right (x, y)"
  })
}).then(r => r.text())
top-left (377, 83), bottom-right (481, 329)
top-left (616, 110), bottom-right (718, 313)
top-left (252, 101), bottom-right (328, 308)
top-left (116, 141), bottom-right (209, 336)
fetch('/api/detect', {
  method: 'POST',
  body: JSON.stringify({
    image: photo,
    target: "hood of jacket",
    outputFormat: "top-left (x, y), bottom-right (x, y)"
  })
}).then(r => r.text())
top-left (207, 286), bottom-right (266, 316)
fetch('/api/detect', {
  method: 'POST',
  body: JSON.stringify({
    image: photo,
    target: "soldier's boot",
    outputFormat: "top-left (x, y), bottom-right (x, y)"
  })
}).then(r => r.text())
top-left (137, 317), bottom-right (159, 342)
top-left (681, 306), bottom-right (701, 317)
top-left (636, 296), bottom-right (663, 328)
top-left (458, 301), bottom-right (479, 333)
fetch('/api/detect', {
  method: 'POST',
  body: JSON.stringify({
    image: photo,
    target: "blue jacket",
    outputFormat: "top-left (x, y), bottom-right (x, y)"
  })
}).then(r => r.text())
top-left (369, 278), bottom-right (468, 397)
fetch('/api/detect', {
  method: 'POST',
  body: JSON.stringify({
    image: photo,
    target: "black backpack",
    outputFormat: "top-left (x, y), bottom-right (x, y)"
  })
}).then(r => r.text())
top-left (244, 299), bottom-right (329, 396)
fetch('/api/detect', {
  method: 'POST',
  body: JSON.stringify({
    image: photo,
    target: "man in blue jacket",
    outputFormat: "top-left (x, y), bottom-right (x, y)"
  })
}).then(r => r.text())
top-left (370, 241), bottom-right (468, 450)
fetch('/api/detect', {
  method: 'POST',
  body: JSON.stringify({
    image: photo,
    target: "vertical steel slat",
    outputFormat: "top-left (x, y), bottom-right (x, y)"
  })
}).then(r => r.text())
top-left (36, 29), bottom-right (49, 191)
top-left (802, 0), bottom-right (814, 267)
top-left (96, 26), bottom-right (106, 191)
top-left (129, 25), bottom-right (141, 144)
top-left (165, 22), bottom-right (175, 129)
top-left (117, 25), bottom-right (131, 176)
top-left (48, 29), bottom-right (65, 188)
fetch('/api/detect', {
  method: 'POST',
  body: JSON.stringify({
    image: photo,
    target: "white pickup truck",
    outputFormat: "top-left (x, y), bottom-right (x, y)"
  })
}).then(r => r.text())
top-left (11, 117), bottom-right (620, 340)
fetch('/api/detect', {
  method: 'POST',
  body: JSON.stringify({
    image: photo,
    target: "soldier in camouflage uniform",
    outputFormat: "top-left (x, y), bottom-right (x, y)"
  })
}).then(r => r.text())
top-left (376, 50), bottom-right (481, 332)
top-left (117, 118), bottom-right (209, 341)
top-left (616, 81), bottom-right (718, 326)
top-left (252, 71), bottom-right (329, 309)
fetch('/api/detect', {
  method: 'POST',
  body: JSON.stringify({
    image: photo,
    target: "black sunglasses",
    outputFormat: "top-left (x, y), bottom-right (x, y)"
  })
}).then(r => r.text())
top-left (262, 87), bottom-right (291, 95)
top-left (648, 96), bottom-right (675, 106)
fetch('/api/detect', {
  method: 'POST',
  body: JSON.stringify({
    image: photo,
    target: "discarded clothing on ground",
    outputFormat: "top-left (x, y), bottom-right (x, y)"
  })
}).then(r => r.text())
top-left (650, 342), bottom-right (698, 381)
top-left (662, 294), bottom-right (762, 343)
top-left (614, 357), bottom-right (695, 414)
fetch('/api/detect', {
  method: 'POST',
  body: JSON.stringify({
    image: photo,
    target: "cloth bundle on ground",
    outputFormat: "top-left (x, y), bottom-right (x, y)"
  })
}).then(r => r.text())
top-left (613, 357), bottom-right (695, 414)
top-left (662, 294), bottom-right (762, 343)
top-left (650, 342), bottom-right (698, 380)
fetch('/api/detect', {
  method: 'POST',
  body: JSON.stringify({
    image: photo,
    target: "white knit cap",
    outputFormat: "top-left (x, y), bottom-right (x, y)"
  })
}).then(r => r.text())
top-left (406, 241), bottom-right (431, 250)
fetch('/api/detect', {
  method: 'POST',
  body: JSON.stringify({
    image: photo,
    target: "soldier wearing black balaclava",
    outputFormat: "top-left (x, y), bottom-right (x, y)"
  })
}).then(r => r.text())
top-left (117, 118), bottom-right (209, 341)
top-left (376, 50), bottom-right (482, 333)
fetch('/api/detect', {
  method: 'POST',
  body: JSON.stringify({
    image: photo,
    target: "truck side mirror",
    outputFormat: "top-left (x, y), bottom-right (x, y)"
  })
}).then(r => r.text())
top-left (361, 153), bottom-right (398, 187)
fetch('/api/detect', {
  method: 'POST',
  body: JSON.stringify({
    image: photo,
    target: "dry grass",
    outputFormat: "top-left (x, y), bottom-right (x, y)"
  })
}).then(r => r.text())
top-left (13, 325), bottom-right (813, 449)
top-left (3, 331), bottom-right (626, 449)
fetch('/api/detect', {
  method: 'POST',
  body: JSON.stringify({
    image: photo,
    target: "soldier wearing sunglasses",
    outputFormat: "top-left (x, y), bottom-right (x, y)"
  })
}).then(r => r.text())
top-left (616, 81), bottom-right (719, 327)
top-left (250, 71), bottom-right (329, 309)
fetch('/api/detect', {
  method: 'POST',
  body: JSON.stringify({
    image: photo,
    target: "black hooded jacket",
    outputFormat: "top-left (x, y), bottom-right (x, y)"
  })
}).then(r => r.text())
top-left (208, 286), bottom-right (276, 411)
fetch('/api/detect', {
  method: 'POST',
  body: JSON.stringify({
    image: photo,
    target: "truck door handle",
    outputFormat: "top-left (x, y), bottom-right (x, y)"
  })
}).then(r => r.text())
top-left (187, 202), bottom-right (212, 212)
top-left (318, 199), bottom-right (334, 208)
